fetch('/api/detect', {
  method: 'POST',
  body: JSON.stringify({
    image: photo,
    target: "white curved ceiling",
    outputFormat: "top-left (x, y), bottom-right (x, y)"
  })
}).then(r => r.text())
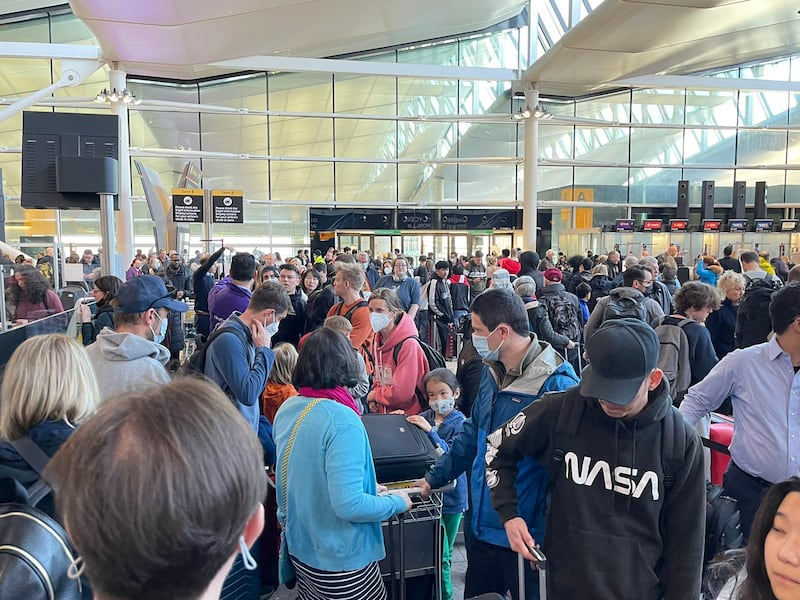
top-left (527, 0), bottom-right (800, 98)
top-left (67, 0), bottom-right (528, 80)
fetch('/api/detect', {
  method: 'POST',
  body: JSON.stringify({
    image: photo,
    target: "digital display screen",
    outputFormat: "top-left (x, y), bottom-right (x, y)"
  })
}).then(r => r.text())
top-left (642, 219), bottom-right (663, 232)
top-left (780, 220), bottom-right (797, 232)
top-left (728, 219), bottom-right (747, 232)
top-left (702, 219), bottom-right (722, 232)
top-left (669, 219), bottom-right (689, 232)
top-left (615, 219), bottom-right (635, 232)
top-left (754, 219), bottom-right (773, 233)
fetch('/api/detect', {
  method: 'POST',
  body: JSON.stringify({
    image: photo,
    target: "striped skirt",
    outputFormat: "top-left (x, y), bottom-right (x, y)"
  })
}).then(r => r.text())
top-left (292, 556), bottom-right (386, 600)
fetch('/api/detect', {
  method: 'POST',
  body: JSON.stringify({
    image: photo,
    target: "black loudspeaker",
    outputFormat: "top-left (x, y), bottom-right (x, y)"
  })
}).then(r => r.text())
top-left (732, 181), bottom-right (746, 219)
top-left (701, 180), bottom-right (715, 220)
top-left (677, 180), bottom-right (689, 218)
top-left (755, 181), bottom-right (767, 219)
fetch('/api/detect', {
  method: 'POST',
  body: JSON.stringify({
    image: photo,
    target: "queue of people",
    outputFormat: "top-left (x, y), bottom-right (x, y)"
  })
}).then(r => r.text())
top-left (1, 241), bottom-right (800, 600)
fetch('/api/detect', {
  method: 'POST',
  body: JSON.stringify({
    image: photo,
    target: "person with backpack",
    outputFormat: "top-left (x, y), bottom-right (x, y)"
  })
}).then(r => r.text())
top-left (584, 264), bottom-right (665, 345)
top-left (415, 288), bottom-right (579, 599)
top-left (538, 267), bottom-right (583, 372)
top-left (0, 334), bottom-right (100, 519)
top-left (680, 283), bottom-right (800, 541)
top-left (366, 288), bottom-right (429, 415)
top-left (327, 261), bottom-right (374, 373)
top-left (513, 275), bottom-right (578, 361)
top-left (487, 318), bottom-right (706, 600)
top-left (655, 281), bottom-right (720, 407)
top-left (735, 250), bottom-right (784, 349)
top-left (204, 280), bottom-right (291, 432)
top-left (588, 263), bottom-right (612, 313)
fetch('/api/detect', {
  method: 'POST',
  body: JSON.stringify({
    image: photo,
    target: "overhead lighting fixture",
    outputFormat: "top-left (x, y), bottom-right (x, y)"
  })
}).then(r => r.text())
top-left (93, 88), bottom-right (141, 105)
top-left (513, 105), bottom-right (553, 120)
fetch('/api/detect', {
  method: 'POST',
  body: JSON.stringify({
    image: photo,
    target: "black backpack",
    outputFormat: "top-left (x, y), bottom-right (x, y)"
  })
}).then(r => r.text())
top-left (704, 482), bottom-right (744, 564)
top-left (392, 336), bottom-right (447, 410)
top-left (603, 290), bottom-right (648, 322)
top-left (734, 275), bottom-right (781, 349)
top-left (0, 437), bottom-right (88, 600)
top-left (541, 294), bottom-right (582, 342)
top-left (180, 325), bottom-right (249, 376)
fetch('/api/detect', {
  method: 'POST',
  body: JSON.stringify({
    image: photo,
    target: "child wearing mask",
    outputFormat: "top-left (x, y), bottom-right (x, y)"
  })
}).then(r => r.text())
top-left (406, 368), bottom-right (468, 600)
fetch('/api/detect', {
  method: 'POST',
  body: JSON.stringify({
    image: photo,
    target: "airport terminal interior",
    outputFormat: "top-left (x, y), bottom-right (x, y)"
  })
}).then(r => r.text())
top-left (2, 1), bottom-right (800, 599)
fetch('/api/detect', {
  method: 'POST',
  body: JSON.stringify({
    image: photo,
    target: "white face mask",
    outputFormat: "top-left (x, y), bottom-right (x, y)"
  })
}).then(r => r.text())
top-left (383, 267), bottom-right (393, 275)
top-left (265, 321), bottom-right (280, 337)
top-left (370, 312), bottom-right (392, 332)
top-left (430, 397), bottom-right (455, 416)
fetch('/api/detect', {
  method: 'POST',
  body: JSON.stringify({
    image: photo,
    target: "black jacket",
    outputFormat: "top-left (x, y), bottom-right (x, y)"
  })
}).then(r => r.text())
top-left (427, 276), bottom-right (454, 323)
top-left (81, 303), bottom-right (114, 346)
top-left (718, 256), bottom-right (742, 273)
top-left (486, 384), bottom-right (705, 599)
top-left (272, 289), bottom-right (306, 347)
top-left (0, 420), bottom-right (75, 518)
top-left (705, 298), bottom-right (737, 359)
top-left (304, 284), bottom-right (335, 333)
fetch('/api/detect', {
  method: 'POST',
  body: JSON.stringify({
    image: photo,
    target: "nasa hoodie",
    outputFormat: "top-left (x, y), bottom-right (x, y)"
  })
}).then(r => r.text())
top-left (486, 383), bottom-right (705, 600)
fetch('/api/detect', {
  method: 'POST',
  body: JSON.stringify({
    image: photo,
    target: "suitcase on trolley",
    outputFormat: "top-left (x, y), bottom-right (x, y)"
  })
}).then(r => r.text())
top-left (363, 413), bottom-right (438, 483)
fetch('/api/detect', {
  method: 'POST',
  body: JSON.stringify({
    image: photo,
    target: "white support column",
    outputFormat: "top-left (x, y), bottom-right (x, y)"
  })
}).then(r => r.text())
top-left (109, 66), bottom-right (134, 273)
top-left (522, 87), bottom-right (539, 252)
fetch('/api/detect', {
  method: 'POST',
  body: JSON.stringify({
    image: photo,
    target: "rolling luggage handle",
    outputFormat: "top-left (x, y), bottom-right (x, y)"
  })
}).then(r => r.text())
top-left (517, 546), bottom-right (547, 600)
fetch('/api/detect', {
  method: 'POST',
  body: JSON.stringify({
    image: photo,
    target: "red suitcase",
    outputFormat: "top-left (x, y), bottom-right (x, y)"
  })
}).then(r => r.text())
top-left (708, 414), bottom-right (734, 486)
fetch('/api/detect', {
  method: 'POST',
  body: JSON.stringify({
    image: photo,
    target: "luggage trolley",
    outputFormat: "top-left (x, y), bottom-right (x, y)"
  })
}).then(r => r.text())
top-left (379, 483), bottom-right (448, 600)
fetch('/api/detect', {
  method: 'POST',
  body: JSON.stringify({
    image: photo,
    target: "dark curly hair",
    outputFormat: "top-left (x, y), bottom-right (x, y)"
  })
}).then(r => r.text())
top-left (9, 264), bottom-right (51, 307)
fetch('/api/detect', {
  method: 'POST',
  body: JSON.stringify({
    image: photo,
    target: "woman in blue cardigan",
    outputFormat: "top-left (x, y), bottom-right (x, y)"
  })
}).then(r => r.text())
top-left (274, 327), bottom-right (411, 599)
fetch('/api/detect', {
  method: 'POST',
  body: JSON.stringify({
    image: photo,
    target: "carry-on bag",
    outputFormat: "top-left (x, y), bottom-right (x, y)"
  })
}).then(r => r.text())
top-left (363, 413), bottom-right (438, 483)
top-left (465, 546), bottom-right (547, 600)
top-left (704, 413), bottom-right (734, 486)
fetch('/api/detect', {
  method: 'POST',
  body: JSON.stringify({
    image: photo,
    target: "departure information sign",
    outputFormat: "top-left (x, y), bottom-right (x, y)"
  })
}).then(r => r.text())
top-left (642, 219), bottom-right (662, 232)
top-left (780, 220), bottom-right (798, 232)
top-left (728, 219), bottom-right (747, 232)
top-left (702, 219), bottom-right (721, 232)
top-left (754, 219), bottom-right (773, 233)
top-left (615, 219), bottom-right (635, 232)
top-left (669, 219), bottom-right (688, 232)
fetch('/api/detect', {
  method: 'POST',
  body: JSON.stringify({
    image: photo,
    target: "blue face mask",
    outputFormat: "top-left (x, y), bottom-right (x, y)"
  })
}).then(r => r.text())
top-left (472, 327), bottom-right (504, 361)
top-left (430, 397), bottom-right (455, 416)
top-left (151, 311), bottom-right (168, 344)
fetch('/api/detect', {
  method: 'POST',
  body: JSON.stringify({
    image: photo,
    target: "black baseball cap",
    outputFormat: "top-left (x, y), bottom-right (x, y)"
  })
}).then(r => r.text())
top-left (580, 318), bottom-right (659, 405)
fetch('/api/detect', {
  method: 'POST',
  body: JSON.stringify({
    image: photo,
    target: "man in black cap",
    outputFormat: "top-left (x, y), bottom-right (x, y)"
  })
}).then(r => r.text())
top-left (86, 275), bottom-right (188, 401)
top-left (486, 318), bottom-right (705, 600)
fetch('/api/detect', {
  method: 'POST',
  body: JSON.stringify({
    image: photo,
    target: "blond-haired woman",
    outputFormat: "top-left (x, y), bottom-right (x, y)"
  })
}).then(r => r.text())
top-left (0, 334), bottom-right (99, 516)
top-left (706, 270), bottom-right (747, 360)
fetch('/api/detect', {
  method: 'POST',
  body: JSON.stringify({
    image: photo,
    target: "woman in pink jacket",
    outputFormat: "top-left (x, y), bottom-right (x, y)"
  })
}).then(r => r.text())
top-left (366, 288), bottom-right (429, 415)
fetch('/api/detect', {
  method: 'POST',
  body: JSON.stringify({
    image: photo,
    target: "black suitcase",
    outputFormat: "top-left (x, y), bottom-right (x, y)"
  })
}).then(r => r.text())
top-left (362, 414), bottom-right (438, 482)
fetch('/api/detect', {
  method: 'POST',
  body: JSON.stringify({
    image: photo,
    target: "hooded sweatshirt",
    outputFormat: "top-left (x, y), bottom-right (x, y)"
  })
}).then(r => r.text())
top-left (425, 335), bottom-right (579, 548)
top-left (208, 276), bottom-right (252, 331)
top-left (371, 312), bottom-right (429, 414)
top-left (86, 328), bottom-right (171, 401)
top-left (486, 384), bottom-right (706, 599)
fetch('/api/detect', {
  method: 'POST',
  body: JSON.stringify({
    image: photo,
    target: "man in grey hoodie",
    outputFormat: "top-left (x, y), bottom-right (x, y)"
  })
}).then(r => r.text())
top-left (86, 275), bottom-right (187, 401)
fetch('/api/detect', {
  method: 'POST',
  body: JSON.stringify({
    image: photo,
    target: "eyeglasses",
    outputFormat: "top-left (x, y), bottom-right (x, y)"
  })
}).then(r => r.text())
top-left (636, 279), bottom-right (653, 286)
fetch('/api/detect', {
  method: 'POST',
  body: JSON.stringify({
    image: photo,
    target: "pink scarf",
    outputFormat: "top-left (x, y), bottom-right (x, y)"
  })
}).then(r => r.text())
top-left (297, 386), bottom-right (361, 416)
